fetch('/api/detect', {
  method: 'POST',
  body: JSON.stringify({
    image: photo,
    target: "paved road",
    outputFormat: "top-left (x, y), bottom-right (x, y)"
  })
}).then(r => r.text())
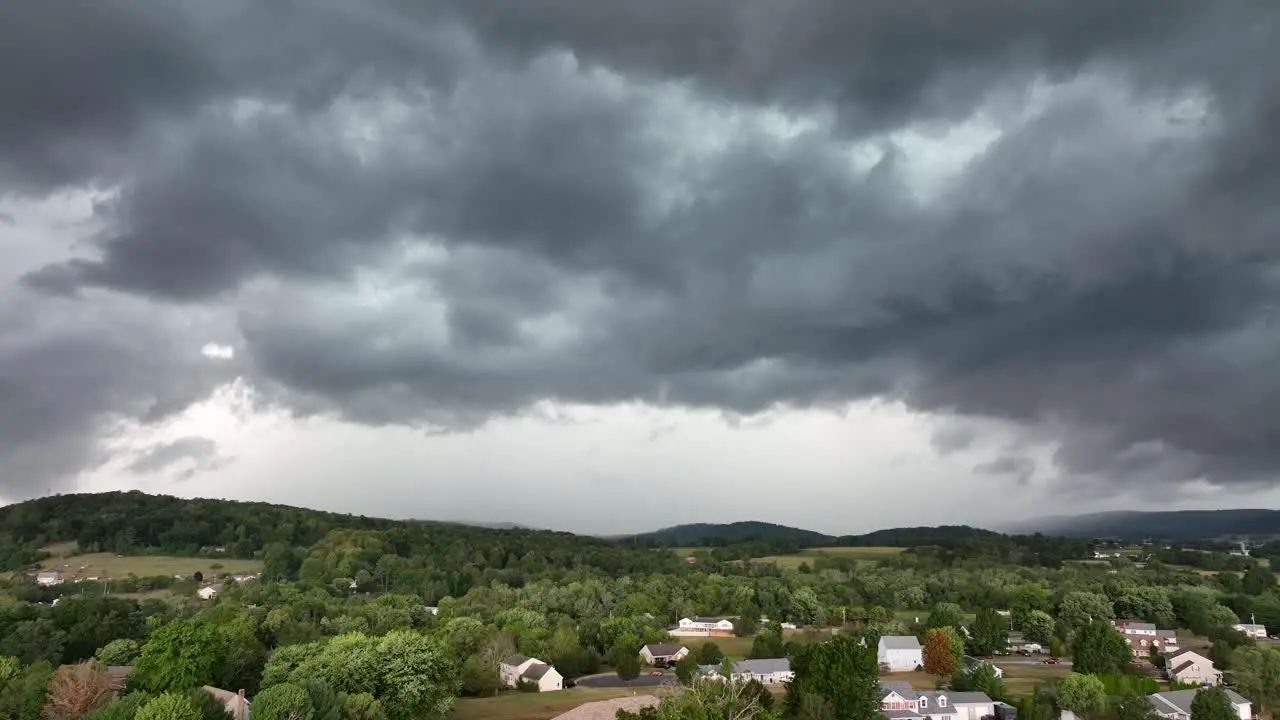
top-left (995, 659), bottom-right (1072, 666)
top-left (575, 673), bottom-right (678, 688)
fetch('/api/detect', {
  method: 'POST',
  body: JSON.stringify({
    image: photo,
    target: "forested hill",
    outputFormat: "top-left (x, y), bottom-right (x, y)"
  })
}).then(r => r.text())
top-left (1015, 509), bottom-right (1280, 541)
top-left (0, 491), bottom-right (680, 586)
top-left (630, 521), bottom-right (833, 546)
top-left (832, 525), bottom-right (1006, 546)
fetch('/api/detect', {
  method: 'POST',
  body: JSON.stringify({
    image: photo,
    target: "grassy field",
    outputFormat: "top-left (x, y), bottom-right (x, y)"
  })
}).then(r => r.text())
top-left (37, 551), bottom-right (263, 580)
top-left (884, 663), bottom-right (1070, 696)
top-left (449, 688), bottom-right (646, 720)
top-left (754, 547), bottom-right (906, 569)
top-left (686, 636), bottom-right (755, 659)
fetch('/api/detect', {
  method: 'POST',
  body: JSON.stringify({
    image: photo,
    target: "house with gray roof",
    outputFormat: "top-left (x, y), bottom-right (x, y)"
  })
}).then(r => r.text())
top-left (499, 654), bottom-right (563, 691)
top-left (640, 643), bottom-right (688, 665)
top-left (1149, 689), bottom-right (1251, 720)
top-left (880, 682), bottom-right (995, 720)
top-left (699, 658), bottom-right (794, 684)
top-left (878, 636), bottom-right (923, 671)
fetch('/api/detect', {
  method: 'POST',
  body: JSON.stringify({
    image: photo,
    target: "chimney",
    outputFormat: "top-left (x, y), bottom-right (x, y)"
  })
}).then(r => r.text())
top-left (237, 689), bottom-right (246, 720)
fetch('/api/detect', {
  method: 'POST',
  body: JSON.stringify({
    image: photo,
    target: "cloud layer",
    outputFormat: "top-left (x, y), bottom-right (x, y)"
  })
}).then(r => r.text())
top-left (3, 1), bottom-right (1279, 500)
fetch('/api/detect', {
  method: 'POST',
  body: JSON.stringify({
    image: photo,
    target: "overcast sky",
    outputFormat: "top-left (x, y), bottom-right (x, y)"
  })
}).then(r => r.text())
top-left (3, 2), bottom-right (1279, 536)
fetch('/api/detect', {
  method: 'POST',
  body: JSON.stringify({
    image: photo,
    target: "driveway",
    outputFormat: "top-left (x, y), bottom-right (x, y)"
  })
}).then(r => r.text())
top-left (574, 672), bottom-right (679, 688)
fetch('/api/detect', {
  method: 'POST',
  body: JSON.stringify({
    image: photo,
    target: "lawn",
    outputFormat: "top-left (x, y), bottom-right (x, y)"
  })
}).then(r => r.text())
top-left (883, 663), bottom-right (1070, 697)
top-left (449, 688), bottom-right (646, 720)
top-left (37, 552), bottom-right (263, 580)
top-left (686, 636), bottom-right (755, 659)
top-left (754, 546), bottom-right (906, 569)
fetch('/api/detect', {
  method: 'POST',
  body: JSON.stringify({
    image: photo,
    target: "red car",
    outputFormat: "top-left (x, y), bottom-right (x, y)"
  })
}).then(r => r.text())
top-left (649, 671), bottom-right (664, 676)
top-left (1043, 658), bottom-right (1061, 665)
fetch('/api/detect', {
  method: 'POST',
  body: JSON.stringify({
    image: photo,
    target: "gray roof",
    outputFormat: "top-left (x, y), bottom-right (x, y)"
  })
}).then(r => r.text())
top-left (1150, 689), bottom-right (1248, 716)
top-left (1237, 623), bottom-right (1266, 631)
top-left (522, 663), bottom-right (554, 680)
top-left (1157, 629), bottom-right (1178, 638)
top-left (1117, 621), bottom-right (1157, 632)
top-left (880, 635), bottom-right (922, 650)
top-left (700, 658), bottom-right (791, 676)
top-left (883, 712), bottom-right (926, 719)
top-left (643, 643), bottom-right (686, 656)
top-left (503, 654), bottom-right (533, 666)
top-left (689, 616), bottom-right (729, 623)
top-left (879, 684), bottom-right (991, 706)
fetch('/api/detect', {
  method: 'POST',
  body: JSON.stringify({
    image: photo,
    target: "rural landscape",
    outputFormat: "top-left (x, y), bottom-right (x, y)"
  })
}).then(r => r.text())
top-left (1, 491), bottom-right (1280, 720)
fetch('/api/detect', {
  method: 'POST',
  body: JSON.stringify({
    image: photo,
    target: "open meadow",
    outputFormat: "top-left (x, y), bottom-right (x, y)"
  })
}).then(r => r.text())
top-left (38, 546), bottom-right (263, 580)
top-left (753, 546), bottom-right (906, 569)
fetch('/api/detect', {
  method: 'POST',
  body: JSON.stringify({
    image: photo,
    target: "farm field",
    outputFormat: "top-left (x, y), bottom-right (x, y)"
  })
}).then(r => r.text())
top-left (449, 688), bottom-right (643, 720)
top-left (754, 546), bottom-right (906, 569)
top-left (37, 550), bottom-right (263, 580)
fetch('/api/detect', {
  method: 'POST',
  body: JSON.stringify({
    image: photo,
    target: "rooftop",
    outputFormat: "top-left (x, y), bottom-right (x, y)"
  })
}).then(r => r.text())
top-left (643, 643), bottom-right (686, 656)
top-left (522, 663), bottom-right (554, 681)
top-left (1150, 689), bottom-right (1248, 716)
top-left (880, 636), bottom-right (923, 650)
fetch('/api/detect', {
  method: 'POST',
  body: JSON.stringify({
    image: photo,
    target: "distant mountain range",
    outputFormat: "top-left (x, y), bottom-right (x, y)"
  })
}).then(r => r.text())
top-left (1009, 509), bottom-right (1280, 541)
top-left (624, 521), bottom-right (832, 545)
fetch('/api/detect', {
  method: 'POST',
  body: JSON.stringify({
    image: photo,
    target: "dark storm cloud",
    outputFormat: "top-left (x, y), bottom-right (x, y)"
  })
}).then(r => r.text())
top-left (4, 0), bottom-right (1280, 496)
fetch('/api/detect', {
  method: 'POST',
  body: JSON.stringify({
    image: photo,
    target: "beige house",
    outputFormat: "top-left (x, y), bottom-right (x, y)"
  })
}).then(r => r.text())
top-left (499, 654), bottom-right (563, 692)
top-left (1164, 649), bottom-right (1222, 686)
top-left (668, 617), bottom-right (735, 637)
top-left (640, 643), bottom-right (689, 665)
top-left (1150, 689), bottom-right (1251, 720)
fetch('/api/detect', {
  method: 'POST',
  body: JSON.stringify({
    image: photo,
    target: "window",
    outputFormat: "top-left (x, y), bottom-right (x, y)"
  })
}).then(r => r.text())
top-left (939, 697), bottom-right (947, 707)
top-left (920, 698), bottom-right (928, 708)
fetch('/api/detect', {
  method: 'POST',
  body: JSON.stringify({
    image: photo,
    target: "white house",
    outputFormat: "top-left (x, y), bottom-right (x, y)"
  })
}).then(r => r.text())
top-left (500, 655), bottom-right (563, 692)
top-left (197, 586), bottom-right (219, 600)
top-left (880, 682), bottom-right (994, 720)
top-left (36, 571), bottom-right (61, 587)
top-left (1164, 649), bottom-right (1222, 686)
top-left (669, 616), bottom-right (735, 637)
top-left (878, 636), bottom-right (923, 672)
top-left (1150, 689), bottom-right (1251, 720)
top-left (1234, 623), bottom-right (1267, 639)
top-left (640, 643), bottom-right (689, 666)
top-left (700, 658), bottom-right (794, 685)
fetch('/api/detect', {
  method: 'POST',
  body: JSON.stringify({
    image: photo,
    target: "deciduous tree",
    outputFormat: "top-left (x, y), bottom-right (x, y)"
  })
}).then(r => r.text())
top-left (93, 640), bottom-right (140, 668)
top-left (1190, 687), bottom-right (1237, 720)
top-left (674, 655), bottom-right (701, 686)
top-left (968, 609), bottom-right (1008, 657)
top-left (697, 642), bottom-right (723, 665)
top-left (1057, 674), bottom-right (1106, 720)
top-left (784, 635), bottom-right (880, 720)
top-left (253, 684), bottom-right (313, 720)
top-left (1071, 622), bottom-right (1131, 675)
top-left (43, 661), bottom-right (115, 720)
top-left (1021, 611), bottom-right (1055, 645)
top-left (1113, 689), bottom-right (1160, 720)
top-left (923, 629), bottom-right (958, 684)
top-left (135, 692), bottom-right (201, 720)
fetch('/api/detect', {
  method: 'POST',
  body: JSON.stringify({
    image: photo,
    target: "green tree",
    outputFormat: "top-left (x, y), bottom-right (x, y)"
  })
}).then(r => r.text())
top-left (1243, 565), bottom-right (1276, 595)
top-left (254, 683), bottom-right (314, 720)
top-left (750, 623), bottom-right (787, 659)
top-left (1149, 645), bottom-right (1164, 669)
top-left (303, 680), bottom-right (342, 720)
top-left (1057, 674), bottom-right (1106, 719)
top-left (1114, 689), bottom-right (1161, 720)
top-left (1190, 687), bottom-right (1238, 720)
top-left (130, 620), bottom-right (228, 694)
top-left (0, 660), bottom-right (52, 720)
top-left (1071, 622), bottom-right (1132, 675)
top-left (783, 635), bottom-right (880, 720)
top-left (969, 609), bottom-right (1008, 657)
top-left (1229, 645), bottom-right (1280, 715)
top-left (1059, 593), bottom-right (1114, 633)
top-left (95, 639), bottom-right (142, 667)
top-left (0, 619), bottom-right (66, 666)
top-left (923, 629), bottom-right (958, 685)
top-left (459, 656), bottom-right (500, 697)
top-left (1021, 611), bottom-right (1055, 645)
top-left (136, 692), bottom-right (202, 720)
top-left (674, 654), bottom-right (701, 686)
top-left (613, 640), bottom-right (641, 686)
top-left (697, 642), bottom-right (724, 665)
top-left (951, 661), bottom-right (1006, 700)
top-left (188, 688), bottom-right (234, 720)
top-left (926, 604), bottom-right (965, 632)
top-left (337, 693), bottom-right (386, 720)
top-left (736, 602), bottom-right (762, 637)
top-left (617, 680), bottom-right (778, 719)
top-left (83, 693), bottom-right (150, 720)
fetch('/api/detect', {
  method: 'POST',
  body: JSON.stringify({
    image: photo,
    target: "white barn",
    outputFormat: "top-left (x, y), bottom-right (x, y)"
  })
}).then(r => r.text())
top-left (878, 636), bottom-right (923, 672)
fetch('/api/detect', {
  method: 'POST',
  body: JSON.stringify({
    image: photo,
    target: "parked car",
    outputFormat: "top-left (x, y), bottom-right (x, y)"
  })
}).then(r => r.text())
top-left (649, 671), bottom-right (664, 676)
top-left (1043, 658), bottom-right (1060, 665)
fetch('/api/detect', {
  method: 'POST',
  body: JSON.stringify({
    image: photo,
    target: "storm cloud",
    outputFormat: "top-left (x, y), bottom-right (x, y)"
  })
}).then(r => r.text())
top-left (2, 1), bottom-right (1279, 499)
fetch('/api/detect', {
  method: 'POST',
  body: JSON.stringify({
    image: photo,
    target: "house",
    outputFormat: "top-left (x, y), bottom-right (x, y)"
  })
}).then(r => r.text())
top-left (197, 586), bottom-right (220, 600)
top-left (640, 643), bottom-right (689, 666)
top-left (669, 616), bottom-right (735, 637)
top-left (1163, 649), bottom-right (1222, 686)
top-left (880, 682), bottom-right (995, 720)
top-left (962, 655), bottom-right (1004, 678)
top-left (1234, 623), bottom-right (1267, 639)
top-left (202, 687), bottom-right (251, 720)
top-left (500, 655), bottom-right (563, 692)
top-left (36, 571), bottom-right (61, 587)
top-left (230, 574), bottom-right (259, 583)
top-left (1006, 632), bottom-right (1036, 653)
top-left (551, 695), bottom-right (660, 720)
top-left (1149, 689), bottom-right (1251, 720)
top-left (1113, 620), bottom-right (1177, 656)
top-left (520, 663), bottom-right (564, 692)
top-left (879, 636), bottom-right (923, 672)
top-left (700, 658), bottom-right (794, 685)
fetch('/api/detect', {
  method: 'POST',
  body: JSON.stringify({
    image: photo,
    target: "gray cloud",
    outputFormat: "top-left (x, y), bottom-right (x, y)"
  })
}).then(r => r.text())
top-left (126, 436), bottom-right (222, 476)
top-left (3, 1), bottom-right (1280, 498)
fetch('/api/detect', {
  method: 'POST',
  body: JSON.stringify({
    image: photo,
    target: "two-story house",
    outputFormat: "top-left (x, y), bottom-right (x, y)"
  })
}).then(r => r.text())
top-left (1163, 649), bottom-right (1222, 686)
top-left (1113, 620), bottom-right (1178, 656)
top-left (880, 682), bottom-right (995, 720)
top-left (669, 616), bottom-right (735, 637)
top-left (1233, 623), bottom-right (1267, 639)
top-left (499, 654), bottom-right (564, 692)
top-left (878, 636), bottom-right (923, 672)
